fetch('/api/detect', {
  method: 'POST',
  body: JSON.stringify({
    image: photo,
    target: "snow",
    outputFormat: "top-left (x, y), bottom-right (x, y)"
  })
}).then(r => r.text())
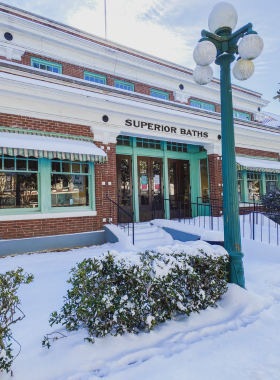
top-left (201, 230), bottom-right (224, 241)
top-left (1, 224), bottom-right (280, 379)
top-left (236, 156), bottom-right (280, 171)
top-left (0, 132), bottom-right (106, 156)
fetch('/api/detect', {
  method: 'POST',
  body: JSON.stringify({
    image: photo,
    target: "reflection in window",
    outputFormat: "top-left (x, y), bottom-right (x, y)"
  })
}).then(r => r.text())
top-left (237, 171), bottom-right (242, 201)
top-left (120, 159), bottom-right (131, 206)
top-left (200, 158), bottom-right (209, 202)
top-left (51, 174), bottom-right (89, 207)
top-left (0, 172), bottom-right (38, 209)
top-left (139, 160), bottom-right (149, 206)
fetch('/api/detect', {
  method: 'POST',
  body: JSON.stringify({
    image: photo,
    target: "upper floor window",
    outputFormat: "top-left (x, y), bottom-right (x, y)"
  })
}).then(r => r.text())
top-left (150, 89), bottom-right (169, 100)
top-left (84, 71), bottom-right (106, 85)
top-left (136, 138), bottom-right (161, 150)
top-left (116, 135), bottom-right (132, 147)
top-left (115, 80), bottom-right (134, 91)
top-left (233, 110), bottom-right (251, 121)
top-left (31, 57), bottom-right (62, 74)
top-left (167, 142), bottom-right (188, 152)
top-left (190, 99), bottom-right (215, 112)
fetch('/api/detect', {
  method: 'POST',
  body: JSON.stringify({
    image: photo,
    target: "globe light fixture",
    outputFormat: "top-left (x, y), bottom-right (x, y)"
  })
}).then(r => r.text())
top-left (193, 65), bottom-right (213, 85)
top-left (233, 59), bottom-right (254, 81)
top-left (193, 40), bottom-right (217, 66)
top-left (192, 2), bottom-right (264, 288)
top-left (238, 34), bottom-right (264, 60)
top-left (208, 2), bottom-right (238, 33)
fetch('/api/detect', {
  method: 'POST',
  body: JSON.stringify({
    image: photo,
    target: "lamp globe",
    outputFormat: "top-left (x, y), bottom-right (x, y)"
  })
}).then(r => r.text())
top-left (193, 41), bottom-right (217, 66)
top-left (193, 65), bottom-right (213, 85)
top-left (208, 2), bottom-right (238, 34)
top-left (238, 34), bottom-right (264, 60)
top-left (232, 59), bottom-right (254, 80)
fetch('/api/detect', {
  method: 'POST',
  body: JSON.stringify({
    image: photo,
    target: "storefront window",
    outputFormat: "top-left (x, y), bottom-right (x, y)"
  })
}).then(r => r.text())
top-left (51, 160), bottom-right (90, 207)
top-left (237, 171), bottom-right (242, 201)
top-left (265, 173), bottom-right (278, 193)
top-left (247, 172), bottom-right (261, 201)
top-left (0, 156), bottom-right (39, 209)
top-left (200, 158), bottom-right (209, 202)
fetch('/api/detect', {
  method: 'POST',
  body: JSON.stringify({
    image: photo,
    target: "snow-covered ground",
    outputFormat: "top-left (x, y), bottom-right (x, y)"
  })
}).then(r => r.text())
top-left (1, 225), bottom-right (280, 380)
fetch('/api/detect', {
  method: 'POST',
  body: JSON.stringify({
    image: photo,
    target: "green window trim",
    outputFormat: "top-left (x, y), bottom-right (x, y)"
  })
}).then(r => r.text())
top-left (150, 89), bottom-right (169, 100)
top-left (114, 79), bottom-right (134, 91)
top-left (84, 71), bottom-right (107, 85)
top-left (136, 138), bottom-right (162, 150)
top-left (116, 135), bottom-right (132, 147)
top-left (233, 110), bottom-right (251, 121)
top-left (190, 99), bottom-right (215, 112)
top-left (31, 57), bottom-right (62, 74)
top-left (167, 142), bottom-right (188, 152)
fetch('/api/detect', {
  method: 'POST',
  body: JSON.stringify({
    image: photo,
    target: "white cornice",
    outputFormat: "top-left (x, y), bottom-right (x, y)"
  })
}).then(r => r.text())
top-left (0, 10), bottom-right (269, 111)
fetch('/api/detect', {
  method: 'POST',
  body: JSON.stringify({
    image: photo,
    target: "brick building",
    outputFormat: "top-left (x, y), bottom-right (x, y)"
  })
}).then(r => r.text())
top-left (0, 3), bottom-right (279, 251)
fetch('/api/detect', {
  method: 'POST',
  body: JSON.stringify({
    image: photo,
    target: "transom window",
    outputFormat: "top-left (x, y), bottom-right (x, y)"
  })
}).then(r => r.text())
top-left (136, 138), bottom-right (161, 150)
top-left (116, 135), bottom-right (131, 147)
top-left (265, 173), bottom-right (278, 181)
top-left (51, 160), bottom-right (90, 208)
top-left (167, 142), bottom-right (188, 152)
top-left (190, 99), bottom-right (215, 112)
top-left (247, 172), bottom-right (261, 180)
top-left (233, 110), bottom-right (251, 121)
top-left (0, 155), bottom-right (39, 209)
top-left (84, 71), bottom-right (106, 85)
top-left (114, 80), bottom-right (134, 91)
top-left (237, 171), bottom-right (243, 180)
top-left (150, 89), bottom-right (169, 100)
top-left (31, 57), bottom-right (62, 74)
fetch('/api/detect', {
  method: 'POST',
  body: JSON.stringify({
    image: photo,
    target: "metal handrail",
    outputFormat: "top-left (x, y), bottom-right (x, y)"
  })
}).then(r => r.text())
top-left (106, 195), bottom-right (135, 245)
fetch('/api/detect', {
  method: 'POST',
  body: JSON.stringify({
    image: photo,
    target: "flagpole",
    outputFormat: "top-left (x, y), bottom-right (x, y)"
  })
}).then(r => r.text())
top-left (104, 0), bottom-right (107, 39)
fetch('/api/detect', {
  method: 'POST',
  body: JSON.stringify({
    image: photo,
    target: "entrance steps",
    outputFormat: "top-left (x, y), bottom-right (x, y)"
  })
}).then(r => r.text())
top-left (131, 222), bottom-right (174, 249)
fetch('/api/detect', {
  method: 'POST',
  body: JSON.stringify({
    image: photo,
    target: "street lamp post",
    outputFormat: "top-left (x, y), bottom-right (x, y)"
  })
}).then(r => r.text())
top-left (192, 2), bottom-right (264, 288)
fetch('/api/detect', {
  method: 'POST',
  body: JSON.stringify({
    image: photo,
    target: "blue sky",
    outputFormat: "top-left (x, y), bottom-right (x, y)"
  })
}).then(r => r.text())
top-left (3, 0), bottom-right (280, 114)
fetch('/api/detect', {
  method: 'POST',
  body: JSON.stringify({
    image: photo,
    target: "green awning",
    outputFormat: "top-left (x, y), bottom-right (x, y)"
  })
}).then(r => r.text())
top-left (0, 127), bottom-right (107, 164)
top-left (236, 156), bottom-right (280, 173)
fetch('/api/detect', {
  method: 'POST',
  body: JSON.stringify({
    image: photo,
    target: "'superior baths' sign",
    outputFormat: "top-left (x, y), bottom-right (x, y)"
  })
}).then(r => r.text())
top-left (125, 120), bottom-right (209, 138)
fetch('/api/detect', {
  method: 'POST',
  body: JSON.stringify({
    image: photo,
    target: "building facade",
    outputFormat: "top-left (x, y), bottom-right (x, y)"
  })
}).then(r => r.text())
top-left (0, 3), bottom-right (279, 243)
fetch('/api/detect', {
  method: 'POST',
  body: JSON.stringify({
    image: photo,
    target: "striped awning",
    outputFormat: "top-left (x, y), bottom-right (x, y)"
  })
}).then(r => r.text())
top-left (0, 127), bottom-right (107, 163)
top-left (236, 156), bottom-right (280, 173)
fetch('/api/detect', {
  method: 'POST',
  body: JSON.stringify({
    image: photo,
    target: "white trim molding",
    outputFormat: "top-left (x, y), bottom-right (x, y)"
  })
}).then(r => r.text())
top-left (0, 211), bottom-right (97, 222)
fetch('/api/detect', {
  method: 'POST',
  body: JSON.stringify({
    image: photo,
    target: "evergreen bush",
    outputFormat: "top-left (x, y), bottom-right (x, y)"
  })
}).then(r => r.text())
top-left (0, 268), bottom-right (34, 373)
top-left (44, 247), bottom-right (228, 346)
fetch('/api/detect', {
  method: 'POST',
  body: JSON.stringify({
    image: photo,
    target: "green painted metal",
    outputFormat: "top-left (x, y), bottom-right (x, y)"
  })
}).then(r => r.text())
top-left (40, 157), bottom-right (51, 213)
top-left (233, 110), bottom-right (251, 121)
top-left (260, 172), bottom-right (266, 196)
top-left (132, 150), bottom-right (139, 222)
top-left (163, 143), bottom-right (170, 219)
top-left (189, 157), bottom-right (201, 217)
top-left (242, 169), bottom-right (248, 202)
top-left (215, 52), bottom-right (245, 288)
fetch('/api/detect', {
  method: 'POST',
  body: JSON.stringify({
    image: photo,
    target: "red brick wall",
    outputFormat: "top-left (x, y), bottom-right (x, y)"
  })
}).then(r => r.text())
top-left (0, 114), bottom-right (119, 239)
top-left (21, 52), bottom-right (175, 101)
top-left (0, 113), bottom-right (93, 138)
top-left (208, 154), bottom-right (223, 214)
top-left (236, 147), bottom-right (279, 160)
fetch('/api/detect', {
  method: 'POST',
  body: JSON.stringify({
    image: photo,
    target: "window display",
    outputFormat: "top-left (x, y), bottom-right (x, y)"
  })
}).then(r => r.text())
top-left (51, 160), bottom-right (89, 207)
top-left (0, 156), bottom-right (39, 209)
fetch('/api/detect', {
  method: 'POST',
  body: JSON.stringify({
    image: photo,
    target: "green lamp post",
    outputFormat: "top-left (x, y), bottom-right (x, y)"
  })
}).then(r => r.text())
top-left (192, 2), bottom-right (264, 288)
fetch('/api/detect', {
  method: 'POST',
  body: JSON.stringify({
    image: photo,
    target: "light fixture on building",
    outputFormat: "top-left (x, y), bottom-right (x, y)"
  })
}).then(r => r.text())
top-left (102, 115), bottom-right (109, 122)
top-left (4, 32), bottom-right (13, 41)
top-left (179, 84), bottom-right (184, 90)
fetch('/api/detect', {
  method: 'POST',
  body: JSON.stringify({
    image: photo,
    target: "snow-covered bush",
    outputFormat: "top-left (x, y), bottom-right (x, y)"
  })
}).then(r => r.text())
top-left (261, 188), bottom-right (280, 223)
top-left (45, 246), bottom-right (228, 345)
top-left (0, 268), bottom-right (34, 373)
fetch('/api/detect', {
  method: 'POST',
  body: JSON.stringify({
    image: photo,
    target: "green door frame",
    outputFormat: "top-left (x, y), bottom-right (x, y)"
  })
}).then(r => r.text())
top-left (116, 138), bottom-right (207, 222)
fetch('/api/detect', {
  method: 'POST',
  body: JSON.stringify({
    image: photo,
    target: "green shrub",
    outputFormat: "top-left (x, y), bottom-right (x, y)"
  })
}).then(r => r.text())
top-left (0, 268), bottom-right (34, 373)
top-left (45, 247), bottom-right (228, 346)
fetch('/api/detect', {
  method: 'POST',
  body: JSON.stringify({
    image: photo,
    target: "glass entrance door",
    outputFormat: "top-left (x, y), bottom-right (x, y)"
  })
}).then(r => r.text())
top-left (138, 156), bottom-right (163, 222)
top-left (168, 159), bottom-right (191, 219)
top-left (116, 155), bottom-right (133, 220)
